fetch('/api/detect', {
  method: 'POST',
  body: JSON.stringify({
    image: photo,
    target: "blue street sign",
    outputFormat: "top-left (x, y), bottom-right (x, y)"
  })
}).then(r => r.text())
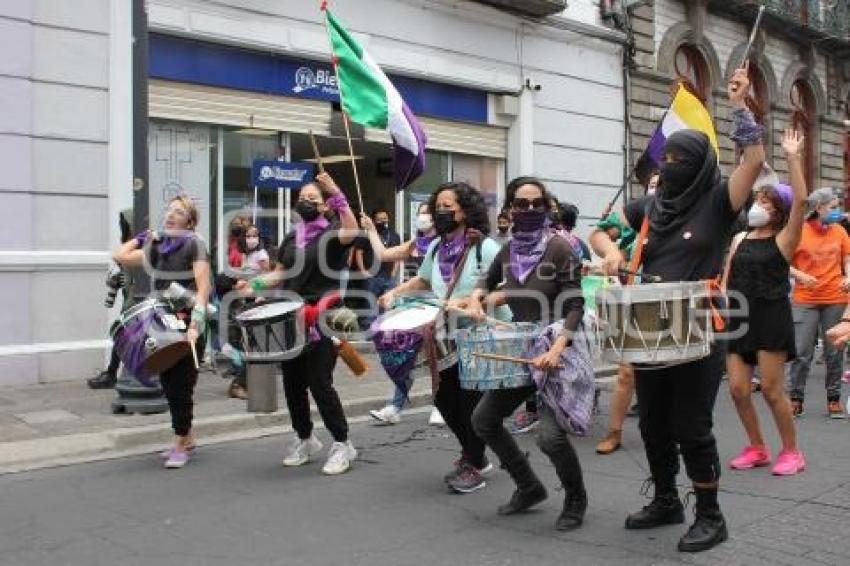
top-left (251, 160), bottom-right (315, 189)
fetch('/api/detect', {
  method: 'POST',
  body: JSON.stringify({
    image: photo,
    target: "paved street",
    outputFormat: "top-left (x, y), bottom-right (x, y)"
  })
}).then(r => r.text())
top-left (1, 369), bottom-right (848, 566)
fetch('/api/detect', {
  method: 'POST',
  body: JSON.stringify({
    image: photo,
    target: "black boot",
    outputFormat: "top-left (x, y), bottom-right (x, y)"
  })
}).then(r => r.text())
top-left (555, 487), bottom-right (587, 531)
top-left (497, 455), bottom-right (547, 516)
top-left (677, 487), bottom-right (728, 553)
top-left (625, 479), bottom-right (684, 530)
top-left (87, 370), bottom-right (117, 390)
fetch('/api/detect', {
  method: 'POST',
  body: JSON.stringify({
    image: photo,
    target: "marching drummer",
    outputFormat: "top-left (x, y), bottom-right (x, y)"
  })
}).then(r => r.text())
top-left (588, 63), bottom-right (766, 553)
top-left (112, 195), bottom-right (211, 469)
top-left (467, 177), bottom-right (591, 531)
top-left (237, 172), bottom-right (359, 476)
top-left (379, 182), bottom-right (509, 494)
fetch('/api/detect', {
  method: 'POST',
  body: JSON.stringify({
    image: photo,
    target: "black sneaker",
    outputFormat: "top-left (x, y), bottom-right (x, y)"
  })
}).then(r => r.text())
top-left (677, 511), bottom-right (728, 552)
top-left (625, 495), bottom-right (685, 529)
top-left (87, 371), bottom-right (117, 390)
top-left (448, 462), bottom-right (486, 494)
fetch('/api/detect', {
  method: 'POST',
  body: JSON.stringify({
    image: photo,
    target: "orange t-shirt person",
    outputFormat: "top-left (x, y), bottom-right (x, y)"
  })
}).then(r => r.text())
top-left (791, 220), bottom-right (850, 304)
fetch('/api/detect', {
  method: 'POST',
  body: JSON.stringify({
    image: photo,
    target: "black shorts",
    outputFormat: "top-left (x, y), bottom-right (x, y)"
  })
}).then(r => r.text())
top-left (726, 295), bottom-right (795, 366)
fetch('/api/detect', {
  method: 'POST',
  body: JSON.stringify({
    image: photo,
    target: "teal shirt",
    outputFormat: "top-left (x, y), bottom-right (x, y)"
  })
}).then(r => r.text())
top-left (418, 237), bottom-right (512, 321)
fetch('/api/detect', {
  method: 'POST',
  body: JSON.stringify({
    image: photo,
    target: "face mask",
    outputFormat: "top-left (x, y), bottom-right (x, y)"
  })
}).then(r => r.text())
top-left (659, 161), bottom-right (696, 197)
top-left (245, 237), bottom-right (260, 250)
top-left (823, 209), bottom-right (843, 225)
top-left (376, 221), bottom-right (389, 233)
top-left (415, 214), bottom-right (433, 232)
top-left (498, 224), bottom-right (510, 233)
top-left (647, 188), bottom-right (657, 196)
top-left (512, 209), bottom-right (547, 233)
top-left (747, 203), bottom-right (771, 228)
top-left (295, 200), bottom-right (320, 222)
top-left (433, 210), bottom-right (459, 235)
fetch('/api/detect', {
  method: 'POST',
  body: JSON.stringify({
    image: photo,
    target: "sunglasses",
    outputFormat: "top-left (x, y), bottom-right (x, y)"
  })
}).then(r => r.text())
top-left (512, 198), bottom-right (547, 210)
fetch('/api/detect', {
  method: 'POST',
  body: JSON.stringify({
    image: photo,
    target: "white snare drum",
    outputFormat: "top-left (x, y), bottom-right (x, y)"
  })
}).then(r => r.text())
top-left (372, 302), bottom-right (456, 373)
top-left (236, 300), bottom-right (305, 363)
top-left (596, 281), bottom-right (713, 365)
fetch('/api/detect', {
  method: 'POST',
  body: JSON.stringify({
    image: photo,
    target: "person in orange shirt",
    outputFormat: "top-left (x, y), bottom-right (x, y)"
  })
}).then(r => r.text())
top-left (788, 187), bottom-right (850, 419)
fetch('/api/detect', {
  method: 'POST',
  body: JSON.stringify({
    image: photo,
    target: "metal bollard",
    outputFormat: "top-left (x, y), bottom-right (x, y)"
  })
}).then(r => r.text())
top-left (246, 363), bottom-right (278, 413)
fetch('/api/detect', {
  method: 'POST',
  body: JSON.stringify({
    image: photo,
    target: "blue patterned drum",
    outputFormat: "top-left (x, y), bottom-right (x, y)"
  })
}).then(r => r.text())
top-left (456, 323), bottom-right (539, 390)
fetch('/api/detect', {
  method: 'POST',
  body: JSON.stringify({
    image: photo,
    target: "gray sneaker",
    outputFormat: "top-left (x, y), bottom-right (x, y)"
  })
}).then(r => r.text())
top-left (447, 462), bottom-right (486, 494)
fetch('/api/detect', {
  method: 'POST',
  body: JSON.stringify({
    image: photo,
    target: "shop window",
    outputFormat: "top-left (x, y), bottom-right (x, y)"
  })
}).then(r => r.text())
top-left (790, 79), bottom-right (816, 190)
top-left (673, 44), bottom-right (710, 103)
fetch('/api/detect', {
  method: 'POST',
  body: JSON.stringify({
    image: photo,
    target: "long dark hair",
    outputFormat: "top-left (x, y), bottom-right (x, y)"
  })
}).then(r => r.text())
top-left (238, 225), bottom-right (265, 254)
top-left (505, 176), bottom-right (552, 210)
top-left (427, 181), bottom-right (491, 235)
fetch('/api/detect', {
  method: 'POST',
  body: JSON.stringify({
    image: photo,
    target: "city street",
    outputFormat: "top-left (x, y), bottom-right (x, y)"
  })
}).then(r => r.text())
top-left (2, 370), bottom-right (848, 566)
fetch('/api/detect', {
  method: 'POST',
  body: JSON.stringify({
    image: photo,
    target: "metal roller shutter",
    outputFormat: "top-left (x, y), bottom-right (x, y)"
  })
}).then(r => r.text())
top-left (149, 80), bottom-right (507, 159)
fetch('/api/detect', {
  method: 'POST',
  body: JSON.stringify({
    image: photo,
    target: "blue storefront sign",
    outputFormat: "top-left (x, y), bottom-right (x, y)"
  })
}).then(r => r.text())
top-left (150, 34), bottom-right (489, 124)
top-left (251, 160), bottom-right (315, 189)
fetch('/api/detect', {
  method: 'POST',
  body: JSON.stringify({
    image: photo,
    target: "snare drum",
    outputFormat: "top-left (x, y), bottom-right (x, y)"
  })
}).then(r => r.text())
top-left (455, 323), bottom-right (539, 390)
top-left (372, 302), bottom-right (455, 375)
top-left (235, 300), bottom-right (305, 363)
top-left (596, 281), bottom-right (712, 365)
top-left (110, 299), bottom-right (190, 378)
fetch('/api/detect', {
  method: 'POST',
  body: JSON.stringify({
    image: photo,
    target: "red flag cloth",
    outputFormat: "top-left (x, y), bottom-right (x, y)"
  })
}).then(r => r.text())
top-left (302, 291), bottom-right (341, 327)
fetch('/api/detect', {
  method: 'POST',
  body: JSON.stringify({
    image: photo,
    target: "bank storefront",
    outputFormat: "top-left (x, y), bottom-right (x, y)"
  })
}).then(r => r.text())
top-left (147, 34), bottom-right (507, 273)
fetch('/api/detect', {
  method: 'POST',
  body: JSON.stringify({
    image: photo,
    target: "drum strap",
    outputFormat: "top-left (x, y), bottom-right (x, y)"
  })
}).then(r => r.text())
top-left (627, 217), bottom-right (650, 285)
top-left (704, 277), bottom-right (726, 332)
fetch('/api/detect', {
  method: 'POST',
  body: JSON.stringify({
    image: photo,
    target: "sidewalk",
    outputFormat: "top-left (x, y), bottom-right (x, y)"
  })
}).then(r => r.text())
top-left (0, 350), bottom-right (617, 473)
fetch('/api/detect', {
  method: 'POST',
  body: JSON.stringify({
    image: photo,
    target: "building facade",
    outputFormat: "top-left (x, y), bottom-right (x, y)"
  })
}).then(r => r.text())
top-left (0, 0), bottom-right (629, 385)
top-left (612, 0), bottom-right (850, 197)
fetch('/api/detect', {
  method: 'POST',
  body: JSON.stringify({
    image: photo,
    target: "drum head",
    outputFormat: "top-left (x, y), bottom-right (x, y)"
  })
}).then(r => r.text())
top-left (376, 306), bottom-right (439, 331)
top-left (236, 300), bottom-right (304, 326)
top-left (143, 340), bottom-right (191, 374)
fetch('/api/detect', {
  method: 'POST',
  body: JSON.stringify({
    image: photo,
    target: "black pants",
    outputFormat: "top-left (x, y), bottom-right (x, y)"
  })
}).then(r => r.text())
top-left (434, 364), bottom-right (486, 469)
top-left (635, 346), bottom-right (723, 488)
top-left (107, 345), bottom-right (121, 375)
top-left (280, 337), bottom-right (349, 443)
top-left (159, 336), bottom-right (206, 437)
top-left (473, 385), bottom-right (585, 492)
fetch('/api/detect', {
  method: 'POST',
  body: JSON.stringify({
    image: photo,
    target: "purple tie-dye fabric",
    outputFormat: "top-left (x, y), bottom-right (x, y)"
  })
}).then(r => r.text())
top-left (371, 320), bottom-right (424, 402)
top-left (528, 321), bottom-right (595, 436)
top-left (112, 310), bottom-right (158, 386)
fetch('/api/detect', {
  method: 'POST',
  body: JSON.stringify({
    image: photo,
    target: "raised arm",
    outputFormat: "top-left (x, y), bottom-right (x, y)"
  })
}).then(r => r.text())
top-left (776, 129), bottom-right (807, 259)
top-left (359, 213), bottom-right (416, 262)
top-left (316, 172), bottom-right (357, 245)
top-left (727, 62), bottom-right (766, 212)
top-left (590, 209), bottom-right (630, 276)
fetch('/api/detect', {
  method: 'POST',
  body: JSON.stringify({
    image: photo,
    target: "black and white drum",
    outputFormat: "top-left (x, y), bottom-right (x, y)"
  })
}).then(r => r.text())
top-left (235, 300), bottom-right (306, 363)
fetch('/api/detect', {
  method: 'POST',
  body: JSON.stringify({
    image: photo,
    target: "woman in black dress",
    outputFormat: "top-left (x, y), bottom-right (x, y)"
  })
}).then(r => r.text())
top-left (589, 63), bottom-right (765, 553)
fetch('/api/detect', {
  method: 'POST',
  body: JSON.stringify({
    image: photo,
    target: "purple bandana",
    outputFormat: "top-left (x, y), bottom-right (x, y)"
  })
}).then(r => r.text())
top-left (437, 231), bottom-right (467, 283)
top-left (135, 231), bottom-right (193, 256)
top-left (414, 232), bottom-right (436, 257)
top-left (510, 221), bottom-right (551, 284)
top-left (295, 216), bottom-right (330, 249)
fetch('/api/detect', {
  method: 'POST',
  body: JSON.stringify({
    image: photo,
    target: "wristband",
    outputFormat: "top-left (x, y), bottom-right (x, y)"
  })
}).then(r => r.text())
top-left (191, 305), bottom-right (207, 332)
top-left (250, 277), bottom-right (268, 291)
top-left (325, 193), bottom-right (350, 212)
top-left (730, 108), bottom-right (763, 147)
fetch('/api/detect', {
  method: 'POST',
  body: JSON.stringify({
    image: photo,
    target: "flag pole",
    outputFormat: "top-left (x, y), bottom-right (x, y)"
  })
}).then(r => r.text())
top-left (321, 1), bottom-right (365, 214)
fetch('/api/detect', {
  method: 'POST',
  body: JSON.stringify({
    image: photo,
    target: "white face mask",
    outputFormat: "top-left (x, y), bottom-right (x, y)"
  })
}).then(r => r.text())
top-left (747, 203), bottom-right (771, 228)
top-left (245, 237), bottom-right (260, 250)
top-left (415, 214), bottom-right (433, 232)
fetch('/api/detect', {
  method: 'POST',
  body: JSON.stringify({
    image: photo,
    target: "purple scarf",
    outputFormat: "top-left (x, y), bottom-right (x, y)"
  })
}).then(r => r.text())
top-left (510, 223), bottom-right (551, 284)
top-left (437, 231), bottom-right (467, 283)
top-left (135, 231), bottom-right (193, 256)
top-left (295, 216), bottom-right (330, 249)
top-left (414, 232), bottom-right (436, 257)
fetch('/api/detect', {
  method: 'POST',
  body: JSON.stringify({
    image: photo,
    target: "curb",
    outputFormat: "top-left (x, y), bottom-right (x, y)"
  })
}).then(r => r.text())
top-left (0, 368), bottom-right (618, 475)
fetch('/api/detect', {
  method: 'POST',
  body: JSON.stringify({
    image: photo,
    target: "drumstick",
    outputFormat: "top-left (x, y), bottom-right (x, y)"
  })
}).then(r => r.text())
top-left (309, 130), bottom-right (325, 174)
top-left (472, 351), bottom-right (564, 370)
top-left (405, 296), bottom-right (512, 328)
top-left (189, 336), bottom-right (200, 370)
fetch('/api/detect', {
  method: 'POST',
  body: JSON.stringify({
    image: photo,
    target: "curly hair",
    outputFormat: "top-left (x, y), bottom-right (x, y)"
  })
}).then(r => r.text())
top-left (504, 176), bottom-right (552, 211)
top-left (427, 181), bottom-right (491, 235)
top-left (758, 186), bottom-right (790, 231)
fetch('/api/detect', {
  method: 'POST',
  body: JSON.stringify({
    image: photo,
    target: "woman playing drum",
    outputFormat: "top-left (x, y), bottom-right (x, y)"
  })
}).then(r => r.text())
top-left (589, 63), bottom-right (765, 553)
top-left (237, 172), bottom-right (359, 476)
top-left (113, 195), bottom-right (211, 469)
top-left (467, 178), bottom-right (589, 531)
top-left (378, 182), bottom-right (509, 494)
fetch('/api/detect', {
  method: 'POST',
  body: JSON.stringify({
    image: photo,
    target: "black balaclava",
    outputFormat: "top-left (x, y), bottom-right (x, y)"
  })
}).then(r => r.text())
top-left (650, 130), bottom-right (720, 237)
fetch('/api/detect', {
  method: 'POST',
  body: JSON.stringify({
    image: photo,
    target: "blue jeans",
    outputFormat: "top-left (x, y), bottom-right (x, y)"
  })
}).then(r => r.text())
top-left (390, 377), bottom-right (414, 410)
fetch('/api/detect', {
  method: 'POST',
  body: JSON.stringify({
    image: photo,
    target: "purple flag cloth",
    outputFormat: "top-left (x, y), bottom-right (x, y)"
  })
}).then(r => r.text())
top-left (394, 102), bottom-right (428, 190)
top-left (528, 321), bottom-right (595, 436)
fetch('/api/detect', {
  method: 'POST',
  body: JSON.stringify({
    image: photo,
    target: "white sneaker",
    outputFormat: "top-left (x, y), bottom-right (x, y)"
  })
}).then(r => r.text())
top-left (282, 435), bottom-right (323, 467)
top-left (322, 440), bottom-right (357, 475)
top-left (428, 407), bottom-right (445, 426)
top-left (369, 405), bottom-right (401, 425)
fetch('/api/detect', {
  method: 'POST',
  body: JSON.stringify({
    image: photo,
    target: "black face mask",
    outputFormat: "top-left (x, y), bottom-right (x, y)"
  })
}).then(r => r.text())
top-left (296, 200), bottom-right (321, 221)
top-left (659, 161), bottom-right (698, 198)
top-left (376, 221), bottom-right (389, 233)
top-left (498, 225), bottom-right (509, 233)
top-left (434, 210), bottom-right (459, 235)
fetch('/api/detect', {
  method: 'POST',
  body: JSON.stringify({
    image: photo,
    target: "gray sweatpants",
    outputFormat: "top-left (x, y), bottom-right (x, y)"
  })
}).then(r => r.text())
top-left (787, 303), bottom-right (845, 402)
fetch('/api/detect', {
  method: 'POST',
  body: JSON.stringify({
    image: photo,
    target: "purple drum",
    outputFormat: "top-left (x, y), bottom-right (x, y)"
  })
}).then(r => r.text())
top-left (110, 299), bottom-right (190, 380)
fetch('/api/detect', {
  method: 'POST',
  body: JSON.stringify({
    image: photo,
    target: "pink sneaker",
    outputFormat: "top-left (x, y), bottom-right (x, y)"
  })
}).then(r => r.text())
top-left (729, 445), bottom-right (771, 470)
top-left (772, 450), bottom-right (806, 476)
